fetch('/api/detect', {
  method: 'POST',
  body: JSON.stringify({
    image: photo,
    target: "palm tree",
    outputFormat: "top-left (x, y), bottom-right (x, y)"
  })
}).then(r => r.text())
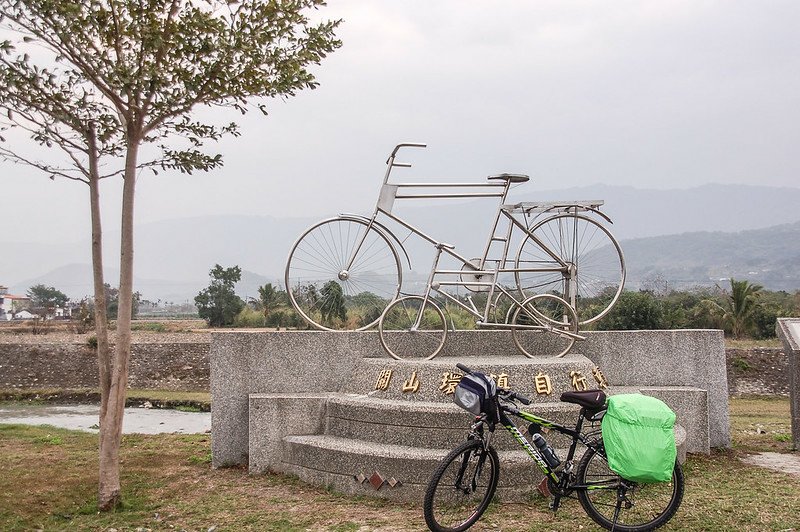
top-left (725, 278), bottom-right (763, 339)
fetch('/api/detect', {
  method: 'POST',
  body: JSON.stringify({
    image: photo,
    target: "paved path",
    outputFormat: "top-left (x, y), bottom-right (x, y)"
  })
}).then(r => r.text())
top-left (0, 404), bottom-right (210, 434)
top-left (740, 451), bottom-right (800, 477)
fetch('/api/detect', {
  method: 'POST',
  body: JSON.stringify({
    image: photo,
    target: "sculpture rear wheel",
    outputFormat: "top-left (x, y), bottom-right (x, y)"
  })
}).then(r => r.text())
top-left (515, 213), bottom-right (625, 325)
top-left (511, 294), bottom-right (578, 358)
top-left (285, 217), bottom-right (401, 331)
top-left (379, 295), bottom-right (447, 360)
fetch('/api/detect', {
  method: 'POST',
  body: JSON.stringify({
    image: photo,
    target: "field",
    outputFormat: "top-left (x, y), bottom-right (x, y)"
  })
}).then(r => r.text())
top-left (0, 396), bottom-right (797, 531)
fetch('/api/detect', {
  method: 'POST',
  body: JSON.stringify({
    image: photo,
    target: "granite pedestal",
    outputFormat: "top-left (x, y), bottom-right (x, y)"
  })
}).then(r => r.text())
top-left (211, 329), bottom-right (727, 501)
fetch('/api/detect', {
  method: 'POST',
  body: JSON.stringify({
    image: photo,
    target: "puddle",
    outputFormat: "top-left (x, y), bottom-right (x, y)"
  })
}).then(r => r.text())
top-left (0, 403), bottom-right (210, 434)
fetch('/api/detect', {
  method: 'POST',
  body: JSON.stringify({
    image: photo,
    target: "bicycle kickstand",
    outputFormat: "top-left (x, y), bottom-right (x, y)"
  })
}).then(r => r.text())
top-left (549, 494), bottom-right (562, 512)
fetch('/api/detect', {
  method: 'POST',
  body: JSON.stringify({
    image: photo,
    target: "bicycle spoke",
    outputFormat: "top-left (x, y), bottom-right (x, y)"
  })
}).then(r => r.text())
top-left (379, 296), bottom-right (446, 360)
top-left (286, 218), bottom-right (401, 330)
top-left (516, 213), bottom-right (624, 325)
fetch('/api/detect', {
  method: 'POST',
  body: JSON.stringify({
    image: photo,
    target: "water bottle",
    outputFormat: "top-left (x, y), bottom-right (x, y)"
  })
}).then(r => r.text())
top-left (531, 433), bottom-right (561, 469)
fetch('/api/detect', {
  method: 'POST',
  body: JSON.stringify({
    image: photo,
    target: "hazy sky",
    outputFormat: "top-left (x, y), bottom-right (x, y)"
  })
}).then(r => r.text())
top-left (3, 0), bottom-right (799, 244)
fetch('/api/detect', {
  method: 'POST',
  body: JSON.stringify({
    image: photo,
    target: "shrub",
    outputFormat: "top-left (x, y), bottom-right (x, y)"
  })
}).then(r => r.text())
top-left (233, 307), bottom-right (266, 328)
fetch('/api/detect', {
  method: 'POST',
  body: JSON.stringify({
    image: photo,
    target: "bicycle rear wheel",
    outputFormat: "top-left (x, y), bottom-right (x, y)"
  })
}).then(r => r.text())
top-left (424, 439), bottom-right (500, 532)
top-left (576, 444), bottom-right (684, 532)
top-left (515, 213), bottom-right (625, 325)
top-left (511, 294), bottom-right (578, 358)
top-left (285, 217), bottom-right (401, 331)
top-left (379, 296), bottom-right (447, 360)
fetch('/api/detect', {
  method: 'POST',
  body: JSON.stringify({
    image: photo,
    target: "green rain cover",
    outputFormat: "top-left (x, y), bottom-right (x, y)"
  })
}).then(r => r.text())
top-left (601, 394), bottom-right (677, 483)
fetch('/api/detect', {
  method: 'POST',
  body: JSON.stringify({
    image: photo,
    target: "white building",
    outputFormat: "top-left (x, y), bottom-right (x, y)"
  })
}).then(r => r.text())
top-left (0, 285), bottom-right (30, 321)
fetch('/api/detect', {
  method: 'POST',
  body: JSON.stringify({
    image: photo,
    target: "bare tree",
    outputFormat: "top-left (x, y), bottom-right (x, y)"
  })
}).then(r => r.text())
top-left (0, 0), bottom-right (339, 510)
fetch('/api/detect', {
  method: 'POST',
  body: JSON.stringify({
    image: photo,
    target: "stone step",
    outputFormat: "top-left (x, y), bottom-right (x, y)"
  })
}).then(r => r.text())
top-left (280, 434), bottom-right (546, 503)
top-left (324, 393), bottom-right (588, 451)
top-left (280, 427), bottom-right (686, 504)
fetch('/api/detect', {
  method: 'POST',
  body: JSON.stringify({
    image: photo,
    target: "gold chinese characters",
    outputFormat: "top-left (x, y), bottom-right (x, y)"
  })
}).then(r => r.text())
top-left (372, 367), bottom-right (610, 396)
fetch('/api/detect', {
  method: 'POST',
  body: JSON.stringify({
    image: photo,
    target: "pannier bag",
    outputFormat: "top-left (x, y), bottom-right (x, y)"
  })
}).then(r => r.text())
top-left (453, 372), bottom-right (498, 423)
top-left (601, 394), bottom-right (677, 483)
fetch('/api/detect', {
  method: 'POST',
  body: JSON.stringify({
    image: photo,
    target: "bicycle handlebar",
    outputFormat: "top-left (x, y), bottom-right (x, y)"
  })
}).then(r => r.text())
top-left (391, 142), bottom-right (427, 156)
top-left (456, 363), bottom-right (532, 405)
top-left (455, 362), bottom-right (473, 374)
top-left (387, 142), bottom-right (427, 165)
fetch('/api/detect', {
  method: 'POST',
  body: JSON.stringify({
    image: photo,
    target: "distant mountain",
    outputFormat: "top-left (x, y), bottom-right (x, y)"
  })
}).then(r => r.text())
top-left (3, 183), bottom-right (800, 297)
top-left (621, 221), bottom-right (800, 291)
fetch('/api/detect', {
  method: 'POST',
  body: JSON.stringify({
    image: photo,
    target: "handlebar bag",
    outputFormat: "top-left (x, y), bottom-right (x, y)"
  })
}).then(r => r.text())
top-left (453, 372), bottom-right (498, 424)
top-left (601, 394), bottom-right (676, 483)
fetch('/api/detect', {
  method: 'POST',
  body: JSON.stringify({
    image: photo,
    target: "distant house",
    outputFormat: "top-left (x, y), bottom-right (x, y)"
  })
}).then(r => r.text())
top-left (0, 285), bottom-right (31, 321)
top-left (54, 306), bottom-right (73, 319)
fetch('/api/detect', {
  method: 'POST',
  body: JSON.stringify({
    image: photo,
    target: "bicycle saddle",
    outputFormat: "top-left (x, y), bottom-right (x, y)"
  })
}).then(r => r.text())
top-left (560, 390), bottom-right (607, 410)
top-left (487, 173), bottom-right (530, 183)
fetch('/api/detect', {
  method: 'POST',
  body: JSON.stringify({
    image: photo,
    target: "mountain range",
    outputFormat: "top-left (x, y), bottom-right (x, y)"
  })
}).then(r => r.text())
top-left (3, 183), bottom-right (800, 300)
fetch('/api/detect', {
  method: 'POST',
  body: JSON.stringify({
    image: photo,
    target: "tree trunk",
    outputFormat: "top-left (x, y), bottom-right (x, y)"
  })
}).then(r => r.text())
top-left (87, 127), bottom-right (112, 423)
top-left (98, 135), bottom-right (139, 511)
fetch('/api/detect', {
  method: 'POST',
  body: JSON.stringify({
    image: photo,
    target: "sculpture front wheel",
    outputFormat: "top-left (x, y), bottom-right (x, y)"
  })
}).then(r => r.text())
top-left (285, 217), bottom-right (402, 331)
top-left (379, 296), bottom-right (447, 360)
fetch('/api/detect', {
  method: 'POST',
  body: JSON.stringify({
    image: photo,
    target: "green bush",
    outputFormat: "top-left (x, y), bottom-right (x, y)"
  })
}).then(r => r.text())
top-left (233, 307), bottom-right (266, 328)
top-left (596, 291), bottom-right (663, 331)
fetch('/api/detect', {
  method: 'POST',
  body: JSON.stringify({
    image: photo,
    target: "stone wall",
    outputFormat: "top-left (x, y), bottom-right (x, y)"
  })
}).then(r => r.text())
top-left (726, 348), bottom-right (789, 396)
top-left (0, 333), bottom-right (210, 391)
top-left (0, 333), bottom-right (789, 396)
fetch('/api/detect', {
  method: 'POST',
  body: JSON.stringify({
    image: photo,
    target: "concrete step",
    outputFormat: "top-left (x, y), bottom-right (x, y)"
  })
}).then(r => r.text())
top-left (281, 434), bottom-right (545, 503)
top-left (324, 393), bottom-right (587, 451)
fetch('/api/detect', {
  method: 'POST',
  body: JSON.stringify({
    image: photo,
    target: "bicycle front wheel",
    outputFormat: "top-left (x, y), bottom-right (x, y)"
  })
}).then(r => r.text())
top-left (285, 217), bottom-right (401, 331)
top-left (379, 296), bottom-right (447, 360)
top-left (515, 213), bottom-right (625, 325)
top-left (511, 294), bottom-right (578, 358)
top-left (423, 439), bottom-right (500, 532)
top-left (576, 445), bottom-right (684, 532)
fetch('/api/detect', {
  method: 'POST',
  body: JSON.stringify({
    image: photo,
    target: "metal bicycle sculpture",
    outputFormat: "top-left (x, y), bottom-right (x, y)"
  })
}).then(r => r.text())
top-left (285, 143), bottom-right (625, 359)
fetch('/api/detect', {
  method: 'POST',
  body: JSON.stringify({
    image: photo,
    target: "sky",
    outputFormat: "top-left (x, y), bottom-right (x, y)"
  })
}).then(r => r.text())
top-left (2, 0), bottom-right (799, 244)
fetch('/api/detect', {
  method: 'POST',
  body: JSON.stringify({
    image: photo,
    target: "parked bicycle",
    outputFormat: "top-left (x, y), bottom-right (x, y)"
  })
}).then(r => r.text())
top-left (285, 144), bottom-right (625, 358)
top-left (423, 363), bottom-right (684, 532)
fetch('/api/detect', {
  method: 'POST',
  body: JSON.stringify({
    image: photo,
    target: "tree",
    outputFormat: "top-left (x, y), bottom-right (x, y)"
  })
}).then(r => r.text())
top-left (319, 280), bottom-right (346, 326)
top-left (725, 278), bottom-right (763, 339)
top-left (257, 283), bottom-right (282, 319)
top-left (26, 284), bottom-right (68, 315)
top-left (596, 290), bottom-right (663, 331)
top-left (0, 1), bottom-right (339, 510)
top-left (103, 284), bottom-right (140, 320)
top-left (195, 265), bottom-right (245, 327)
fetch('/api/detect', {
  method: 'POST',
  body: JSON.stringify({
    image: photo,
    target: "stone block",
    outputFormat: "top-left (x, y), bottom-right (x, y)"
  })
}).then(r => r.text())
top-left (639, 387), bottom-right (709, 454)
top-left (777, 318), bottom-right (800, 451)
top-left (248, 393), bottom-right (332, 474)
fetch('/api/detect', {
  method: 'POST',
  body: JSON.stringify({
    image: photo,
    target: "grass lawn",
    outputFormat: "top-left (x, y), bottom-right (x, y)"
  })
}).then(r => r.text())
top-left (0, 397), bottom-right (797, 531)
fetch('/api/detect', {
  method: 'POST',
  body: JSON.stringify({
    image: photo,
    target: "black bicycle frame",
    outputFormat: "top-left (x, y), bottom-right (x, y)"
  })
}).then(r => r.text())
top-left (496, 402), bottom-right (602, 489)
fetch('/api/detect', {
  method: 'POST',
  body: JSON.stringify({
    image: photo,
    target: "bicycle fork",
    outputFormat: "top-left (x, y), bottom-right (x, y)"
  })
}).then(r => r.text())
top-left (412, 244), bottom-right (449, 331)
